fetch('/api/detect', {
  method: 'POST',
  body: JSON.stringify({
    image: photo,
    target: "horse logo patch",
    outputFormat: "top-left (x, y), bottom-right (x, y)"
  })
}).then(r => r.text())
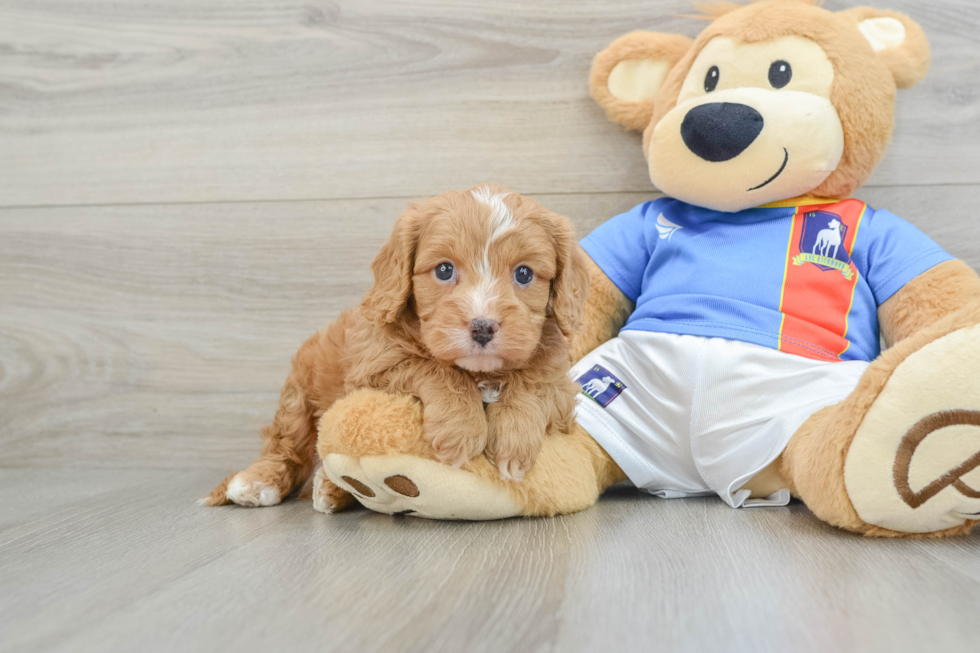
top-left (577, 365), bottom-right (626, 407)
top-left (792, 210), bottom-right (854, 279)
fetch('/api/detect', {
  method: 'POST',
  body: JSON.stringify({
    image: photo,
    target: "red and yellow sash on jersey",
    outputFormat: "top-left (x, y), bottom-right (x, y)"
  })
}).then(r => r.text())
top-left (776, 198), bottom-right (868, 361)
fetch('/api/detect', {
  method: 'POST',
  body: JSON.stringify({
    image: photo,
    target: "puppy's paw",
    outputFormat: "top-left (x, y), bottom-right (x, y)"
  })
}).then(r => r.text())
top-left (485, 422), bottom-right (543, 482)
top-left (490, 455), bottom-right (533, 483)
top-left (312, 465), bottom-right (356, 514)
top-left (484, 399), bottom-right (547, 482)
top-left (496, 458), bottom-right (528, 483)
top-left (423, 420), bottom-right (487, 469)
top-left (430, 438), bottom-right (482, 469)
top-left (225, 473), bottom-right (282, 507)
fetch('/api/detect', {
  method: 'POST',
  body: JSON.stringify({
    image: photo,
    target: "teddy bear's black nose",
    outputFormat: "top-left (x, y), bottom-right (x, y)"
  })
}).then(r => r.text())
top-left (681, 102), bottom-right (764, 162)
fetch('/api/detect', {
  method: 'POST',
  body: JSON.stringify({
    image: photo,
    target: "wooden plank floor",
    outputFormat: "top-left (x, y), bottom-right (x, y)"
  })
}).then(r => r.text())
top-left (1, 1), bottom-right (978, 651)
top-left (3, 469), bottom-right (980, 653)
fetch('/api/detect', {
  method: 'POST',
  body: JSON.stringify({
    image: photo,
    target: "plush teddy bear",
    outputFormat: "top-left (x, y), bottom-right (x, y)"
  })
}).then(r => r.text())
top-left (313, 0), bottom-right (980, 537)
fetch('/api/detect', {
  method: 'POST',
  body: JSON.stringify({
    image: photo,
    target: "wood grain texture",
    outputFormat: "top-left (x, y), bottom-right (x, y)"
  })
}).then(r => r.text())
top-left (2, 187), bottom-right (977, 470)
top-left (1, 0), bottom-right (978, 206)
top-left (0, 469), bottom-right (976, 653)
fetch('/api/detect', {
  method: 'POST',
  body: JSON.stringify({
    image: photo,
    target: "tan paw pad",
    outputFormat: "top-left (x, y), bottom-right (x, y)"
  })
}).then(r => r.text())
top-left (341, 476), bottom-right (375, 498)
top-left (384, 475), bottom-right (420, 497)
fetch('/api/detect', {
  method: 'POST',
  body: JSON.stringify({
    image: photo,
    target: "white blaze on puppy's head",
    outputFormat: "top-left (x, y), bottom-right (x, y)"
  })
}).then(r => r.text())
top-left (471, 185), bottom-right (516, 252)
top-left (468, 185), bottom-right (514, 321)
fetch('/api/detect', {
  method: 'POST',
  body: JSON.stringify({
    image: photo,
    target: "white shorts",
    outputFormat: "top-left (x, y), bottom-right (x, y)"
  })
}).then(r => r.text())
top-left (572, 331), bottom-right (869, 508)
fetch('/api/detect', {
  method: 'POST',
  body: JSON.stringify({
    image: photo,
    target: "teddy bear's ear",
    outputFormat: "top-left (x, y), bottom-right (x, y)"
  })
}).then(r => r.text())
top-left (838, 7), bottom-right (931, 89)
top-left (590, 31), bottom-right (694, 131)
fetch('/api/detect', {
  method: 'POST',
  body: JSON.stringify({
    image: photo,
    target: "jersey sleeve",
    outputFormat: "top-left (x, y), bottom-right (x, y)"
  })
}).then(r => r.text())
top-left (857, 208), bottom-right (954, 306)
top-left (579, 201), bottom-right (656, 301)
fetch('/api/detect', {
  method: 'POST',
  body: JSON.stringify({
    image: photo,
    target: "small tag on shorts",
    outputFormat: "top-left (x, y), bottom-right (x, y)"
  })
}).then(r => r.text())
top-left (577, 365), bottom-right (626, 407)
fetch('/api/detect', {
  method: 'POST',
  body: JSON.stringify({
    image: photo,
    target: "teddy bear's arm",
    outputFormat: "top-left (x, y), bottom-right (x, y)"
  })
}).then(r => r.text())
top-left (878, 259), bottom-right (980, 347)
top-left (570, 256), bottom-right (635, 361)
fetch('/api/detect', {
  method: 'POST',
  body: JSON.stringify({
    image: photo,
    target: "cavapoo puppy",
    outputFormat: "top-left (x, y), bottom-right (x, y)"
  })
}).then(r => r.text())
top-left (204, 184), bottom-right (590, 509)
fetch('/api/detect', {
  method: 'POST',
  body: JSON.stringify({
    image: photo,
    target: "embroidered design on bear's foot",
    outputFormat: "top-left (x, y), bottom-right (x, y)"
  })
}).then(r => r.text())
top-left (892, 410), bottom-right (980, 510)
top-left (845, 325), bottom-right (980, 533)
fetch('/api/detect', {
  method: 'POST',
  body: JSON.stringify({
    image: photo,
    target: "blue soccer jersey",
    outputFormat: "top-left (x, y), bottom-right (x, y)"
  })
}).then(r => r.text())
top-left (581, 197), bottom-right (953, 362)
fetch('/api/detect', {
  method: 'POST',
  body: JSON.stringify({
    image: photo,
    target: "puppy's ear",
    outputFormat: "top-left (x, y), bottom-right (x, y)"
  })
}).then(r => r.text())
top-left (590, 31), bottom-right (693, 131)
top-left (838, 7), bottom-right (931, 89)
top-left (361, 203), bottom-right (424, 326)
top-left (545, 212), bottom-right (591, 339)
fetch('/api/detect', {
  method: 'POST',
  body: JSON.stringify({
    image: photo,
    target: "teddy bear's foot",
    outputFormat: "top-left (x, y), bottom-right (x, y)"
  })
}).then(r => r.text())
top-left (320, 453), bottom-right (524, 520)
top-left (844, 324), bottom-right (980, 534)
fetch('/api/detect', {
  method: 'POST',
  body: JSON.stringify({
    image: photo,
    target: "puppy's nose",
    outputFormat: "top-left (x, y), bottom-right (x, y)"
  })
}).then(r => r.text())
top-left (470, 318), bottom-right (497, 347)
top-left (681, 102), bottom-right (764, 162)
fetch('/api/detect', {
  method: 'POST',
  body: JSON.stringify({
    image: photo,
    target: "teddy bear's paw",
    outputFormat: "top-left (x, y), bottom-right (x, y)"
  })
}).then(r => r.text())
top-left (223, 472), bottom-right (282, 507)
top-left (320, 453), bottom-right (524, 520)
top-left (845, 324), bottom-right (980, 534)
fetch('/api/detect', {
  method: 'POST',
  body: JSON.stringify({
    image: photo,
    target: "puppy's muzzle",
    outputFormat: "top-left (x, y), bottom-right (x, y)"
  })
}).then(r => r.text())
top-left (470, 318), bottom-right (498, 347)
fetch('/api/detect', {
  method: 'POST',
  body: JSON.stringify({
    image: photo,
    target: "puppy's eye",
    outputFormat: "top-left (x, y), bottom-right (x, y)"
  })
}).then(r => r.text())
top-left (434, 262), bottom-right (455, 282)
top-left (768, 60), bottom-right (792, 89)
top-left (704, 65), bottom-right (720, 93)
top-left (513, 265), bottom-right (534, 286)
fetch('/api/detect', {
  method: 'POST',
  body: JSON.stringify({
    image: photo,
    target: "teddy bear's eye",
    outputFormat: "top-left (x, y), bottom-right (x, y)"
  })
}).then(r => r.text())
top-left (704, 65), bottom-right (720, 93)
top-left (768, 60), bottom-right (792, 89)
